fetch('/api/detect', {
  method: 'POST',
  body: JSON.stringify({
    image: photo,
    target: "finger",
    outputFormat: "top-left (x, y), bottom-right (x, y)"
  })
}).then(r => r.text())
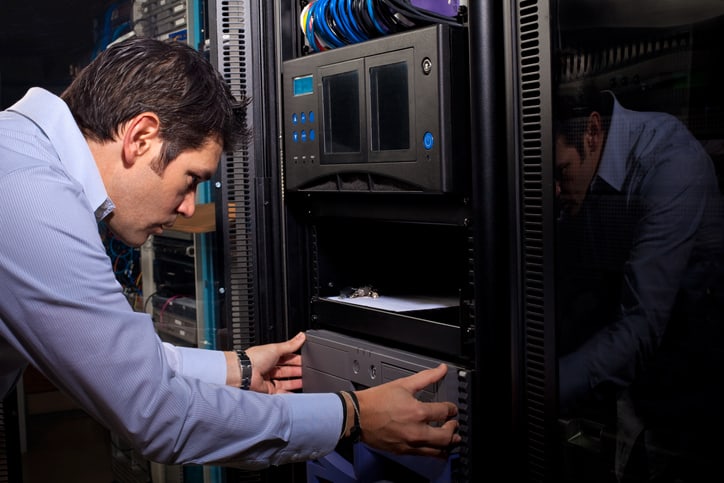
top-left (412, 419), bottom-right (461, 450)
top-left (277, 353), bottom-right (302, 366)
top-left (268, 365), bottom-right (303, 379)
top-left (421, 401), bottom-right (458, 423)
top-left (399, 363), bottom-right (448, 393)
top-left (271, 378), bottom-right (303, 393)
top-left (394, 420), bottom-right (460, 458)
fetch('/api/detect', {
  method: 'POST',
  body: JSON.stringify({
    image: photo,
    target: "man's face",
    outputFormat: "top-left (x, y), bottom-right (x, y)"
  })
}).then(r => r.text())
top-left (106, 138), bottom-right (222, 247)
top-left (555, 136), bottom-right (592, 216)
top-left (555, 115), bottom-right (603, 217)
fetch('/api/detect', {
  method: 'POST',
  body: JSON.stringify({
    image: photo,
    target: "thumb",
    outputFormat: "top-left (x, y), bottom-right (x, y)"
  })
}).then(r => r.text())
top-left (280, 331), bottom-right (306, 353)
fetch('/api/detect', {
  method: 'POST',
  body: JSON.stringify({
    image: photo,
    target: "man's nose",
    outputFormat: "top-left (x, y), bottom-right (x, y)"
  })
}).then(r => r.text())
top-left (177, 191), bottom-right (197, 217)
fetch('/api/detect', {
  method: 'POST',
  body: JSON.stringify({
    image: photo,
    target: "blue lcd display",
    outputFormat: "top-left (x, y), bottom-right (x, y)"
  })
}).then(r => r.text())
top-left (293, 74), bottom-right (314, 96)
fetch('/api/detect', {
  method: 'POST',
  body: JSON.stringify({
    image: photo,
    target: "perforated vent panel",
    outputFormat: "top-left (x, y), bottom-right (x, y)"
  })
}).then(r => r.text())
top-left (210, 0), bottom-right (258, 351)
top-left (513, 0), bottom-right (556, 481)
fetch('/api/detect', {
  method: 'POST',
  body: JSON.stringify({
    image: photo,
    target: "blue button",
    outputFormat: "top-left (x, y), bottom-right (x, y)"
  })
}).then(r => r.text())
top-left (309, 129), bottom-right (316, 141)
top-left (309, 111), bottom-right (315, 123)
top-left (292, 131), bottom-right (299, 142)
top-left (300, 112), bottom-right (307, 124)
top-left (292, 113), bottom-right (298, 125)
top-left (423, 131), bottom-right (434, 150)
top-left (301, 130), bottom-right (307, 142)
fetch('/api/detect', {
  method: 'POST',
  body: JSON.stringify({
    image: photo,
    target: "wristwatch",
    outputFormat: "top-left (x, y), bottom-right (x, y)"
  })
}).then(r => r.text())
top-left (236, 349), bottom-right (252, 390)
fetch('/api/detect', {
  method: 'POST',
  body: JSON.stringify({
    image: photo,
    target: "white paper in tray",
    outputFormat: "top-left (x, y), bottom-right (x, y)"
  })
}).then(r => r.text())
top-left (322, 295), bottom-right (458, 313)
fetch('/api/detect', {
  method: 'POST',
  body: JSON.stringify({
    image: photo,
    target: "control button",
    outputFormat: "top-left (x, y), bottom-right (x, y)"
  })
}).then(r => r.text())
top-left (309, 129), bottom-right (316, 141)
top-left (301, 130), bottom-right (307, 142)
top-left (300, 112), bottom-right (306, 124)
top-left (309, 111), bottom-right (315, 123)
top-left (423, 131), bottom-right (434, 150)
top-left (292, 131), bottom-right (299, 142)
top-left (291, 113), bottom-right (298, 125)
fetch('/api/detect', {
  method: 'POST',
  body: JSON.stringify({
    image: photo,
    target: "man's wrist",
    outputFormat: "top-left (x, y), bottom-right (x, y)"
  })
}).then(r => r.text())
top-left (236, 349), bottom-right (252, 390)
top-left (337, 391), bottom-right (361, 443)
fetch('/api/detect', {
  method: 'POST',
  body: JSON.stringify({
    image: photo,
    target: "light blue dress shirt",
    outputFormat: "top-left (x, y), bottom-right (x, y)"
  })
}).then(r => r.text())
top-left (0, 88), bottom-right (341, 468)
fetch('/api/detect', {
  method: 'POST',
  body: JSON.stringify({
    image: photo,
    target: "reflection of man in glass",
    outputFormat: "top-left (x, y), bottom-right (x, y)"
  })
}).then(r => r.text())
top-left (554, 88), bottom-right (724, 481)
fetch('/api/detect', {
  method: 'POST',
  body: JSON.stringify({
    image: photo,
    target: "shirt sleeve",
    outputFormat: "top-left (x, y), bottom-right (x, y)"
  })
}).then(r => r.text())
top-left (162, 344), bottom-right (227, 386)
top-left (0, 163), bottom-right (342, 468)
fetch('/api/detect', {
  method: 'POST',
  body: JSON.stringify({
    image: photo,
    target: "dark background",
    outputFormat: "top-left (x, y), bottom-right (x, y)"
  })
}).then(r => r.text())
top-left (0, 0), bottom-right (132, 108)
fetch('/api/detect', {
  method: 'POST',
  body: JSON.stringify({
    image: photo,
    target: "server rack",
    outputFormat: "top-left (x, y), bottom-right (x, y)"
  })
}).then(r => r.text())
top-left (209, 1), bottom-right (513, 482)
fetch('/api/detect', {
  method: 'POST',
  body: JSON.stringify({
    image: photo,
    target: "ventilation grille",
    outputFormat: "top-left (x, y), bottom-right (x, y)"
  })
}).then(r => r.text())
top-left (217, 0), bottom-right (258, 352)
top-left (560, 31), bottom-right (691, 83)
top-left (515, 0), bottom-right (552, 481)
top-left (212, 2), bottom-right (265, 482)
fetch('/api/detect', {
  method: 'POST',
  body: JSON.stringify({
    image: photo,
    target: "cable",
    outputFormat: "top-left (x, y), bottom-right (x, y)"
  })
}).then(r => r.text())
top-left (381, 0), bottom-right (464, 26)
top-left (366, 0), bottom-right (392, 35)
top-left (351, 0), bottom-right (380, 38)
top-left (335, 0), bottom-right (366, 44)
top-left (344, 0), bottom-right (369, 42)
top-left (299, 0), bottom-right (464, 52)
top-left (312, 0), bottom-right (345, 49)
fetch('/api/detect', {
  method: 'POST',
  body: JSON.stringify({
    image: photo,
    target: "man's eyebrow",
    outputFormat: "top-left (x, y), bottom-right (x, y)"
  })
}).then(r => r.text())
top-left (193, 169), bottom-right (214, 181)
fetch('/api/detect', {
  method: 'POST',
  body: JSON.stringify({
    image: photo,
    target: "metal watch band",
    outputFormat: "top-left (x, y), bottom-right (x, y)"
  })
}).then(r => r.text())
top-left (236, 349), bottom-right (252, 390)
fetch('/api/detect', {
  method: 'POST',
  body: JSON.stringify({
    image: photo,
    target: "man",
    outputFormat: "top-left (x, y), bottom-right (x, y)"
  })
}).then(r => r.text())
top-left (0, 37), bottom-right (459, 468)
top-left (554, 88), bottom-right (724, 480)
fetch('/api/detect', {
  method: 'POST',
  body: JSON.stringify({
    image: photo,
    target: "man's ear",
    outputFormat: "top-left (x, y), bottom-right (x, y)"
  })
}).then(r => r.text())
top-left (585, 112), bottom-right (603, 152)
top-left (121, 113), bottom-right (161, 166)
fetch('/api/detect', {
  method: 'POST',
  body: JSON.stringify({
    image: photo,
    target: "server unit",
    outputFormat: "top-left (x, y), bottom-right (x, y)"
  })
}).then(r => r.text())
top-left (210, 1), bottom-right (488, 482)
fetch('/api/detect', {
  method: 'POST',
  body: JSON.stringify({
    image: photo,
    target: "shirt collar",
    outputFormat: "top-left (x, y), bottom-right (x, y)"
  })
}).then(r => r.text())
top-left (596, 92), bottom-right (632, 192)
top-left (8, 87), bottom-right (114, 220)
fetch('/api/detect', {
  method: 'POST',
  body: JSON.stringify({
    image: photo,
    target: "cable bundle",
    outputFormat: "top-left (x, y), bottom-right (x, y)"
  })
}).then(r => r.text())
top-left (99, 221), bottom-right (142, 303)
top-left (300, 0), bottom-right (465, 53)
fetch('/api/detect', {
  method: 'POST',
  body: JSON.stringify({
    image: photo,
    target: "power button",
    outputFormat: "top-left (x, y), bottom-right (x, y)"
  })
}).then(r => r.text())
top-left (423, 131), bottom-right (434, 150)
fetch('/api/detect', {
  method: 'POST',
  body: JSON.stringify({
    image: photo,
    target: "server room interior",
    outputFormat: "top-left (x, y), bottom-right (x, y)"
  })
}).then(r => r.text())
top-left (2, 2), bottom-right (473, 482)
top-left (1, 1), bottom-right (119, 481)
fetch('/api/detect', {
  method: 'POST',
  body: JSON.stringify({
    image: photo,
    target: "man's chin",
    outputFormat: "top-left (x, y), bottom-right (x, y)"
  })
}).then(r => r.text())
top-left (564, 205), bottom-right (582, 217)
top-left (557, 201), bottom-right (582, 219)
top-left (114, 231), bottom-right (151, 248)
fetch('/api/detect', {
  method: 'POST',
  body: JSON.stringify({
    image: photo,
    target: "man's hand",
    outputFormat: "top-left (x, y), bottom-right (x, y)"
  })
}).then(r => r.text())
top-left (244, 332), bottom-right (305, 394)
top-left (356, 364), bottom-right (461, 458)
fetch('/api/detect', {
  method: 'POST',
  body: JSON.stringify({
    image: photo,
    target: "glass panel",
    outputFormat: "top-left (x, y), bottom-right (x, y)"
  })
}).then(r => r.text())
top-left (553, 2), bottom-right (724, 481)
top-left (321, 70), bottom-right (360, 157)
top-left (369, 62), bottom-right (410, 151)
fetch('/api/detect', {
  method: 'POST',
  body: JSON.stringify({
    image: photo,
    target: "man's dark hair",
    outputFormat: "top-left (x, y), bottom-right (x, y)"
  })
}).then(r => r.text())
top-left (61, 37), bottom-right (247, 169)
top-left (554, 84), bottom-right (614, 158)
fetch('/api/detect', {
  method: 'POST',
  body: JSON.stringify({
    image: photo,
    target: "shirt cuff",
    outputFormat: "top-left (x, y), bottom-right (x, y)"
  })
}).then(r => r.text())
top-left (276, 392), bottom-right (344, 461)
top-left (162, 343), bottom-right (227, 386)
